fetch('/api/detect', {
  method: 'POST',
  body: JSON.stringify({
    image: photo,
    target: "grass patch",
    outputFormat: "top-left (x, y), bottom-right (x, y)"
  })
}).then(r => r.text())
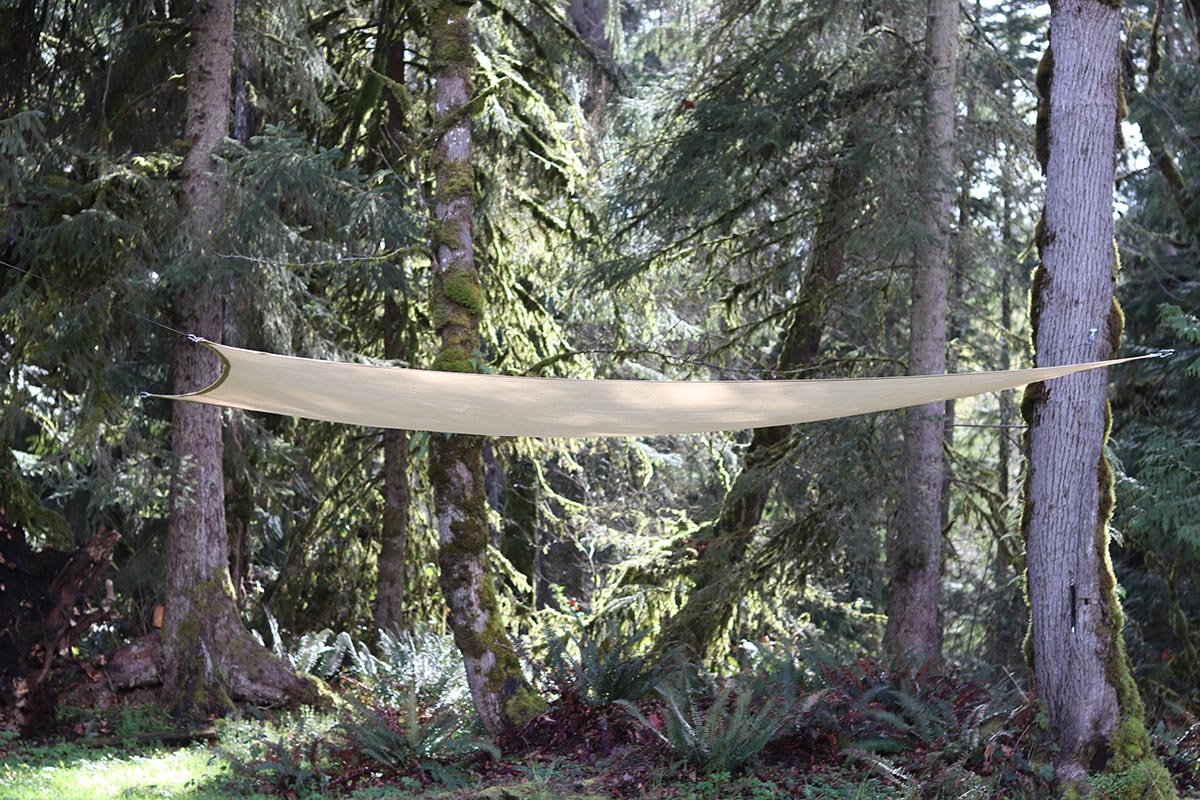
top-left (0, 740), bottom-right (256, 800)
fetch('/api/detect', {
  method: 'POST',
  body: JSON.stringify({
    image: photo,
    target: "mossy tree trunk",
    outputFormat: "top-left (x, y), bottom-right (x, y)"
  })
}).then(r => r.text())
top-left (661, 132), bottom-right (865, 659)
top-left (1023, 3), bottom-right (1174, 794)
top-left (161, 0), bottom-right (324, 717)
top-left (427, 0), bottom-right (543, 736)
top-left (883, 0), bottom-right (958, 665)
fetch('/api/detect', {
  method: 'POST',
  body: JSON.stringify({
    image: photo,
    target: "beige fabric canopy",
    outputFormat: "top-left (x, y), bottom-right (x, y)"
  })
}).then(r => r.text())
top-left (155, 340), bottom-right (1155, 438)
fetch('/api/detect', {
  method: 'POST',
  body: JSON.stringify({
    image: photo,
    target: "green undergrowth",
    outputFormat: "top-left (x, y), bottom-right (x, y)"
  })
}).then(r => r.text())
top-left (2, 707), bottom-right (1197, 800)
top-left (2, 631), bottom-right (1197, 800)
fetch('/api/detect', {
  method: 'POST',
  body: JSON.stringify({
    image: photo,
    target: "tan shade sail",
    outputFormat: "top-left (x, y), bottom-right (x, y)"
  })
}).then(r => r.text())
top-left (154, 340), bottom-right (1155, 438)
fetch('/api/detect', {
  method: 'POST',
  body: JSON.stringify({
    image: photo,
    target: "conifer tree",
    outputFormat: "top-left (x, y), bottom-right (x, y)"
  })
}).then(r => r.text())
top-left (160, 0), bottom-right (323, 715)
top-left (1022, 2), bottom-right (1174, 792)
top-left (1111, 0), bottom-right (1200, 706)
top-left (884, 0), bottom-right (958, 664)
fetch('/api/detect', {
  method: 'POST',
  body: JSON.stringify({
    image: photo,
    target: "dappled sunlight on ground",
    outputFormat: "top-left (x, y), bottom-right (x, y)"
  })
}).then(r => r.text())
top-left (0, 744), bottom-right (246, 800)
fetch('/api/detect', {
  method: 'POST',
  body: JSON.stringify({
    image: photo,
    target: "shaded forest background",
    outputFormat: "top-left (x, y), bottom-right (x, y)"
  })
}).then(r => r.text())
top-left (1, 0), bottom-right (1199, 796)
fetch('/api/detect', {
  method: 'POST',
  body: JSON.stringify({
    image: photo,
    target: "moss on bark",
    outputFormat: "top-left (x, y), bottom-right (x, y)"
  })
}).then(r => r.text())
top-left (426, 0), bottom-right (542, 735)
top-left (1035, 46), bottom-right (1053, 173)
top-left (442, 269), bottom-right (485, 316)
top-left (437, 159), bottom-right (475, 201)
top-left (431, 438), bottom-right (546, 732)
top-left (1022, 13), bottom-right (1173, 793)
top-left (1081, 291), bottom-right (1175, 798)
top-left (430, 344), bottom-right (476, 373)
top-left (430, 1), bottom-right (474, 67)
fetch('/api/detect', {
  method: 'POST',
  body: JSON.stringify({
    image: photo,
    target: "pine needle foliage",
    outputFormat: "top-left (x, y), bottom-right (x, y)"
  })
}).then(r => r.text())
top-left (1123, 433), bottom-right (1200, 556)
top-left (1108, 1), bottom-right (1200, 716)
top-left (594, 0), bottom-right (922, 294)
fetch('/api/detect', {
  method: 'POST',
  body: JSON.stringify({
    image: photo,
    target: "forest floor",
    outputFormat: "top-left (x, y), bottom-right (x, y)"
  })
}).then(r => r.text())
top-left (2, 682), bottom-right (1199, 800)
top-left (0, 730), bottom-right (938, 800)
top-left (0, 719), bottom-right (890, 800)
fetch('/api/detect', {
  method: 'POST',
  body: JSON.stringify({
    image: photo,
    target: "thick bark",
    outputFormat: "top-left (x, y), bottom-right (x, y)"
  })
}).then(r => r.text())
top-left (164, 280), bottom-right (323, 714)
top-left (102, 633), bottom-right (162, 690)
top-left (883, 0), bottom-right (958, 665)
top-left (428, 0), bottom-right (542, 736)
top-left (662, 136), bottom-right (865, 659)
top-left (1024, 3), bottom-right (1173, 793)
top-left (375, 297), bottom-right (411, 634)
top-left (161, 0), bottom-right (323, 717)
top-left (0, 514), bottom-right (118, 733)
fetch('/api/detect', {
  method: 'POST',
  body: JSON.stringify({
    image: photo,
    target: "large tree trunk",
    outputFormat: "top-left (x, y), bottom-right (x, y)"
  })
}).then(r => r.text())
top-left (160, 0), bottom-right (323, 717)
top-left (428, 0), bottom-right (543, 736)
top-left (883, 0), bottom-right (958, 665)
top-left (661, 133), bottom-right (865, 659)
top-left (1023, 3), bottom-right (1173, 793)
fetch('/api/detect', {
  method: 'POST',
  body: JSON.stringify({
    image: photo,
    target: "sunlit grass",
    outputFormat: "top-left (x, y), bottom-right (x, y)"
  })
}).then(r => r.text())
top-left (0, 743), bottom-right (262, 800)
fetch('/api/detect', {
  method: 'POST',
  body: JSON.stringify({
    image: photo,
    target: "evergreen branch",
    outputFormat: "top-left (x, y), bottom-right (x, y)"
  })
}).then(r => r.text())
top-left (215, 247), bottom-right (427, 270)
